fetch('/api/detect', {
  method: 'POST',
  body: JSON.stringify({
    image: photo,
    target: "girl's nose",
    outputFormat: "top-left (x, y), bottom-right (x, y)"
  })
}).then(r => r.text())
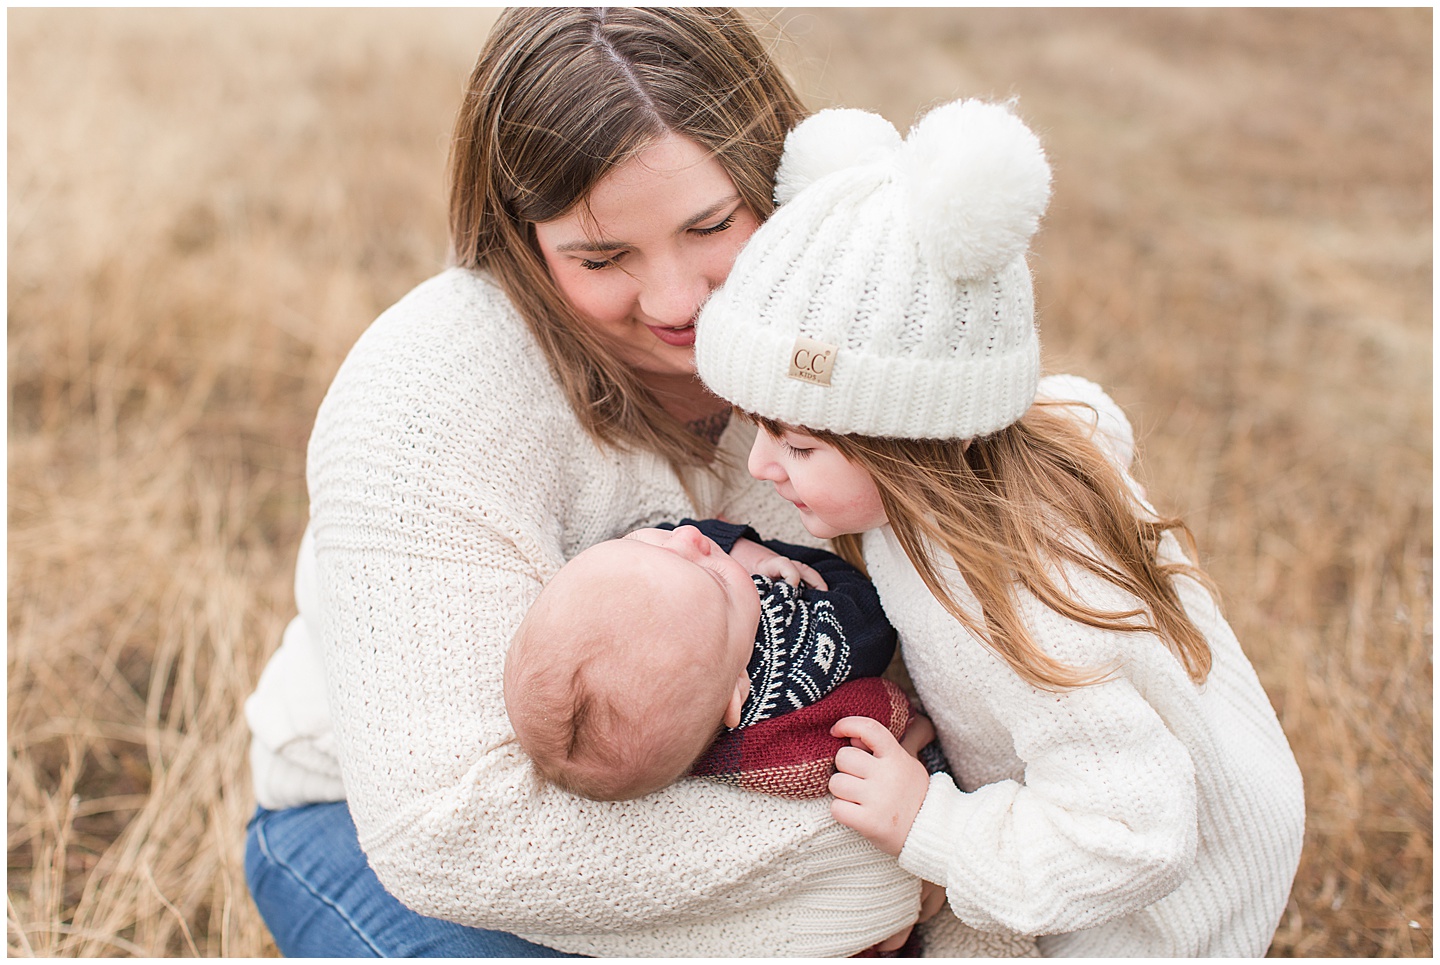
top-left (748, 433), bottom-right (784, 483)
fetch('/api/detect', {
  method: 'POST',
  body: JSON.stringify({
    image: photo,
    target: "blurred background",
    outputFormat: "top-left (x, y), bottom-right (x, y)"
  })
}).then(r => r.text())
top-left (7, 8), bottom-right (1431, 957)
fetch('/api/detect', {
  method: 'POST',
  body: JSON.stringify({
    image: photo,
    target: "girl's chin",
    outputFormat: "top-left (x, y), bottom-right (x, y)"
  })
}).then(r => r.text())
top-left (799, 519), bottom-right (838, 540)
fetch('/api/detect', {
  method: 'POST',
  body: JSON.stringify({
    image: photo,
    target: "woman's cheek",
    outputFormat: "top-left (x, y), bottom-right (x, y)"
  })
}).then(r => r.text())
top-left (554, 269), bottom-right (627, 328)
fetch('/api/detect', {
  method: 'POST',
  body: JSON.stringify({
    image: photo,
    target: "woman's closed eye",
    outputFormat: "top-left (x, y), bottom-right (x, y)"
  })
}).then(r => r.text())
top-left (580, 251), bottom-right (625, 271)
top-left (579, 210), bottom-right (736, 270)
top-left (782, 439), bottom-right (814, 458)
top-left (692, 213), bottom-right (736, 237)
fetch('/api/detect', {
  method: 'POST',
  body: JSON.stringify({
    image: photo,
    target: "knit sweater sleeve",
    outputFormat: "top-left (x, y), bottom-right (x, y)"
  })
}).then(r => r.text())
top-left (873, 534), bottom-right (1199, 937)
top-left (901, 676), bottom-right (1197, 935)
top-left (304, 271), bottom-right (919, 956)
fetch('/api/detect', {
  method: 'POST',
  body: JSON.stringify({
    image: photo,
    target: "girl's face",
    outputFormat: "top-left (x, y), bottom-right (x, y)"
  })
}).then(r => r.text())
top-left (748, 428), bottom-right (888, 539)
top-left (532, 134), bottom-right (760, 381)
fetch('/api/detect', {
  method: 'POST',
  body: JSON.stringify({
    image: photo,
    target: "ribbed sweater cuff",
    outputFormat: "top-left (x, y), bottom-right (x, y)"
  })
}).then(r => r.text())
top-left (899, 772), bottom-right (968, 887)
top-left (248, 739), bottom-right (345, 811)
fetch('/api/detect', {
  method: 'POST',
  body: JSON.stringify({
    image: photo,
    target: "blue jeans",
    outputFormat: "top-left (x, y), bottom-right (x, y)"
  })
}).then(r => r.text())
top-left (245, 802), bottom-right (582, 957)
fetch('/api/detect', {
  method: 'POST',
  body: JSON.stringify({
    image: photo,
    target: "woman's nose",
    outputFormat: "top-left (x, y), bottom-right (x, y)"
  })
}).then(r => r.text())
top-left (637, 257), bottom-right (708, 328)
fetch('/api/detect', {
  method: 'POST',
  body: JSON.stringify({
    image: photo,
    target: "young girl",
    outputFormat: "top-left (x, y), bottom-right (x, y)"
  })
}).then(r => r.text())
top-left (696, 99), bottom-right (1306, 956)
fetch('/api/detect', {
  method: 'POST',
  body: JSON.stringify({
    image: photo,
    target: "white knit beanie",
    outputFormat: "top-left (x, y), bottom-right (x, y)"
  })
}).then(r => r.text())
top-left (697, 99), bottom-right (1052, 440)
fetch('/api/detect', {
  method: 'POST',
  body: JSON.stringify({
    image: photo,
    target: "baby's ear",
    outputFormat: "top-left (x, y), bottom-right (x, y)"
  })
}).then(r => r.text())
top-left (723, 673), bottom-right (750, 730)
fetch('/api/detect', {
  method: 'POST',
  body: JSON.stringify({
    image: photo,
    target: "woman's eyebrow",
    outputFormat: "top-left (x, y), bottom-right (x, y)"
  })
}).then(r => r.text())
top-left (551, 195), bottom-right (741, 253)
top-left (677, 194), bottom-right (741, 231)
top-left (553, 237), bottom-right (627, 254)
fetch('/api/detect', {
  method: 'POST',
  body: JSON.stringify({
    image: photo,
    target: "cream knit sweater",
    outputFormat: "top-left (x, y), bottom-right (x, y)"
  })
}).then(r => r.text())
top-left (865, 376), bottom-right (1306, 956)
top-left (244, 268), bottom-right (1037, 958)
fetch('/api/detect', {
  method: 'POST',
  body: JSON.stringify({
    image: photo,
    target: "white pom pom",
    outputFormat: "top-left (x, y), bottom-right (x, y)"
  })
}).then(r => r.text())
top-left (774, 108), bottom-right (902, 205)
top-left (899, 99), bottom-right (1052, 280)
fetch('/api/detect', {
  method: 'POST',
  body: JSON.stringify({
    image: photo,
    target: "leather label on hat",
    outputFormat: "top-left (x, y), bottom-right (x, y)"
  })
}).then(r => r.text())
top-left (788, 336), bottom-right (837, 386)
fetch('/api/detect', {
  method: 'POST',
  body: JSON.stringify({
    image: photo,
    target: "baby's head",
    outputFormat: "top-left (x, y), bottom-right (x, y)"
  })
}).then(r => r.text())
top-left (503, 527), bottom-right (759, 801)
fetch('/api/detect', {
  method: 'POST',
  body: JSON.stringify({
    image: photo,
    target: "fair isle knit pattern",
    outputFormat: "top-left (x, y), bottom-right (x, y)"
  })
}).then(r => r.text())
top-left (742, 575), bottom-right (851, 727)
top-left (869, 379), bottom-right (1306, 956)
top-left (243, 268), bottom-right (1039, 958)
top-left (655, 517), bottom-right (896, 733)
top-left (667, 518), bottom-right (948, 801)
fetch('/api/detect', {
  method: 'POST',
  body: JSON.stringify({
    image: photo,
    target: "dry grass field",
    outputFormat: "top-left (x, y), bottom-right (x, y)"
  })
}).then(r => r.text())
top-left (8, 7), bottom-right (1431, 958)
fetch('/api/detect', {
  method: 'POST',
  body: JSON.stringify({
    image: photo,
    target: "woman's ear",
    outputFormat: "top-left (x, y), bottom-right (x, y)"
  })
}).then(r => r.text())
top-left (723, 673), bottom-right (750, 729)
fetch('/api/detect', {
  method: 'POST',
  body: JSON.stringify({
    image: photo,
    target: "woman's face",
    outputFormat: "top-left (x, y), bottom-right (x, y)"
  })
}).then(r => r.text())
top-left (532, 134), bottom-right (760, 381)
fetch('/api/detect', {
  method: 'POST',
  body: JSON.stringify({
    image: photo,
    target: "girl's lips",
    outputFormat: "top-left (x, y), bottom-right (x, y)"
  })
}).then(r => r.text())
top-left (778, 490), bottom-right (808, 512)
top-left (647, 322), bottom-right (696, 347)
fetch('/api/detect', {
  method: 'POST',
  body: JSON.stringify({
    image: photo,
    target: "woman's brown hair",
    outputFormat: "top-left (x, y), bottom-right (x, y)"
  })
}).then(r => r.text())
top-left (761, 402), bottom-right (1217, 691)
top-left (448, 8), bottom-right (806, 492)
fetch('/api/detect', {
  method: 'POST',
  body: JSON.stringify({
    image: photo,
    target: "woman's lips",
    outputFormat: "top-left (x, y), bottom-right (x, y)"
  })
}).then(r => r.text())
top-left (647, 322), bottom-right (696, 347)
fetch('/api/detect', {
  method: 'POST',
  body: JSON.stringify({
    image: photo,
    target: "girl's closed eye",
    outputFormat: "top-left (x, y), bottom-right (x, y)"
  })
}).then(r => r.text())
top-left (782, 437), bottom-right (815, 458)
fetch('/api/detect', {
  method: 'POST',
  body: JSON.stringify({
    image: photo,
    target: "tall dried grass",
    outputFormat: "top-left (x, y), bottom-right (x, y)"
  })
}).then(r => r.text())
top-left (8, 8), bottom-right (1431, 958)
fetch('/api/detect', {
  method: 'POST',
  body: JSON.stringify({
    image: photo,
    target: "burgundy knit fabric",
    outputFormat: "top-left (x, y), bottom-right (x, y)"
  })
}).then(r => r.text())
top-left (690, 677), bottom-right (911, 798)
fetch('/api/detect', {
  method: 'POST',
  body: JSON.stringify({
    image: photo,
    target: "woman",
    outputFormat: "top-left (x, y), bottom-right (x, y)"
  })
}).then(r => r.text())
top-left (243, 9), bottom-right (1017, 957)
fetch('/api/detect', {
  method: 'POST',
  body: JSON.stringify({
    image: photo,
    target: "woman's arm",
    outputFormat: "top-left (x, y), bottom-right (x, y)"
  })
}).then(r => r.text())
top-left (304, 272), bottom-right (920, 955)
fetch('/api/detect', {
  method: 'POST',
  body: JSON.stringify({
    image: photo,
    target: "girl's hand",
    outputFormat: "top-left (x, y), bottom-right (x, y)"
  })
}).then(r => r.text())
top-left (828, 716), bottom-right (931, 856)
top-left (728, 538), bottom-right (828, 590)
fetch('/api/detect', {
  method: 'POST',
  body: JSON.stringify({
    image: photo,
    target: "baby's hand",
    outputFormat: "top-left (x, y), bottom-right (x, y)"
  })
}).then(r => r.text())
top-left (753, 554), bottom-right (828, 590)
top-left (728, 538), bottom-right (828, 590)
top-left (828, 716), bottom-right (930, 857)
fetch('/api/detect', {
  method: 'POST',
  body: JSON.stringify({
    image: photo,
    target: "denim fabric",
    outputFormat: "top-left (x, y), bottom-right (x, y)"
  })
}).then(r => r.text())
top-left (245, 802), bottom-right (582, 958)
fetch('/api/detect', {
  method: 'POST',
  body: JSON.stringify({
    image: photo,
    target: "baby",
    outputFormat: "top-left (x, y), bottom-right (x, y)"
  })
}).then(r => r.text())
top-left (503, 519), bottom-right (905, 801)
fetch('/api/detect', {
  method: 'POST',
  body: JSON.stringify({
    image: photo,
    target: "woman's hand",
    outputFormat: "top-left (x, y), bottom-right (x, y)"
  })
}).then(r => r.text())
top-left (869, 878), bottom-right (947, 953)
top-left (828, 715), bottom-right (931, 856)
top-left (898, 713), bottom-right (936, 757)
top-left (918, 879), bottom-right (947, 922)
top-left (728, 538), bottom-right (828, 589)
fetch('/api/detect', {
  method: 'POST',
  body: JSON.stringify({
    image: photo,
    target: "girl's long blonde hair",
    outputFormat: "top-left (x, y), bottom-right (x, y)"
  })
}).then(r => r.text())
top-left (770, 402), bottom-right (1217, 691)
top-left (447, 8), bottom-right (806, 487)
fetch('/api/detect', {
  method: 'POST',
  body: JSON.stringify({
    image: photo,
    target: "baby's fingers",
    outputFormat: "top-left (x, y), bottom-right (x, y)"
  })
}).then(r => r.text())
top-left (754, 557), bottom-right (801, 586)
top-left (793, 560), bottom-right (827, 590)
